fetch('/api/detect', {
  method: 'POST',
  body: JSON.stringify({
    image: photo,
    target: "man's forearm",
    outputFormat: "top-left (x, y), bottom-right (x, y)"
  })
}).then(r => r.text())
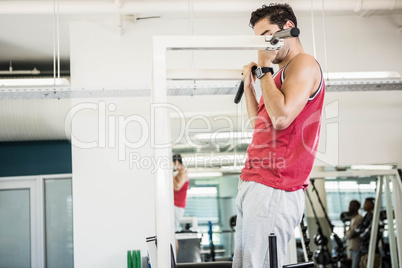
top-left (260, 74), bottom-right (287, 128)
top-left (244, 88), bottom-right (259, 129)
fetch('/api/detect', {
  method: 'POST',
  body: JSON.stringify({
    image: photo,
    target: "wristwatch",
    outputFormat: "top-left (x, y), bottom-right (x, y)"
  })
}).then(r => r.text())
top-left (255, 67), bottom-right (274, 79)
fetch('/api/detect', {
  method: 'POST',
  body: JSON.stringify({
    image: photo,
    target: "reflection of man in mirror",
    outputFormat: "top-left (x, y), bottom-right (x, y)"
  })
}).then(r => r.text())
top-left (345, 200), bottom-right (363, 268)
top-left (172, 154), bottom-right (190, 251)
top-left (355, 197), bottom-right (380, 268)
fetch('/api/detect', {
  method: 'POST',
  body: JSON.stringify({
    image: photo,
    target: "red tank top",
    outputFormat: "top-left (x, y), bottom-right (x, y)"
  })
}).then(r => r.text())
top-left (240, 62), bottom-right (325, 191)
top-left (174, 179), bottom-right (190, 208)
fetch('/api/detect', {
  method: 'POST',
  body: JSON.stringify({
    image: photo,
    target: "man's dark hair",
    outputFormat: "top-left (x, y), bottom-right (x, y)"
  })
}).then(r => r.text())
top-left (350, 200), bottom-right (361, 210)
top-left (365, 197), bottom-right (375, 204)
top-left (172, 154), bottom-right (182, 164)
top-left (250, 3), bottom-right (297, 29)
top-left (365, 197), bottom-right (375, 210)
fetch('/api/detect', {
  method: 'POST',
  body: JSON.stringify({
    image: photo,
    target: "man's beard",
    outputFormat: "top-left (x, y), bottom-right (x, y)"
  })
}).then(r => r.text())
top-left (272, 46), bottom-right (289, 64)
top-left (272, 57), bottom-right (283, 65)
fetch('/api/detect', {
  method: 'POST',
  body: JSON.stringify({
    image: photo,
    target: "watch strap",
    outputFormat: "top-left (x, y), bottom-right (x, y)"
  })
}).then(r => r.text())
top-left (261, 67), bottom-right (274, 75)
top-left (255, 67), bottom-right (274, 79)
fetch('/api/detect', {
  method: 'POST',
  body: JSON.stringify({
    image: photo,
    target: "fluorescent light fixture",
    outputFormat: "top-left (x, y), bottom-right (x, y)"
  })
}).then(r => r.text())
top-left (182, 154), bottom-right (246, 168)
top-left (167, 79), bottom-right (240, 90)
top-left (350, 164), bottom-right (394, 170)
top-left (220, 165), bottom-right (243, 171)
top-left (187, 187), bottom-right (217, 197)
top-left (189, 172), bottom-right (223, 178)
top-left (325, 181), bottom-right (358, 191)
top-left (191, 132), bottom-right (253, 145)
top-left (167, 69), bottom-right (401, 81)
top-left (194, 132), bottom-right (253, 140)
top-left (167, 69), bottom-right (243, 80)
top-left (324, 71), bottom-right (401, 81)
top-left (0, 78), bottom-right (70, 87)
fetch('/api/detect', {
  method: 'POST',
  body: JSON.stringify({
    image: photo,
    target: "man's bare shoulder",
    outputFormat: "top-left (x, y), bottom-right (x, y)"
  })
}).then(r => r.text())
top-left (289, 53), bottom-right (319, 69)
top-left (284, 53), bottom-right (321, 80)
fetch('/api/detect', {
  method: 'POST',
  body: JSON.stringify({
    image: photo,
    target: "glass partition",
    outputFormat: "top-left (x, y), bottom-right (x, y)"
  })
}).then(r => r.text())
top-left (0, 189), bottom-right (31, 268)
top-left (44, 178), bottom-right (74, 268)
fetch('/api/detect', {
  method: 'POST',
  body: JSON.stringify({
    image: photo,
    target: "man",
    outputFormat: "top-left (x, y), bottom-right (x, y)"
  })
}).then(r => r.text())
top-left (173, 154), bottom-right (190, 230)
top-left (172, 154), bottom-right (190, 253)
top-left (345, 200), bottom-right (363, 268)
top-left (234, 3), bottom-right (325, 267)
top-left (355, 197), bottom-right (380, 268)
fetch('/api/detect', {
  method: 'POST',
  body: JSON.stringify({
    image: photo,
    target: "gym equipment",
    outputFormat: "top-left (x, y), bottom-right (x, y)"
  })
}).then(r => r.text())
top-left (269, 28), bottom-right (300, 45)
top-left (234, 28), bottom-right (300, 104)
top-left (127, 250), bottom-right (141, 268)
top-left (233, 66), bottom-right (256, 104)
top-left (298, 214), bottom-right (314, 262)
top-left (269, 233), bottom-right (315, 268)
top-left (176, 232), bottom-right (201, 263)
top-left (177, 262), bottom-right (232, 268)
top-left (128, 250), bottom-right (133, 268)
top-left (207, 221), bottom-right (215, 262)
top-left (305, 190), bottom-right (332, 267)
top-left (310, 179), bottom-right (345, 267)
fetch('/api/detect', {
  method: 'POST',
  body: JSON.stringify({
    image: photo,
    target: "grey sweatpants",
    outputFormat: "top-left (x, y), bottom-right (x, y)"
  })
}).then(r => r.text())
top-left (233, 180), bottom-right (305, 268)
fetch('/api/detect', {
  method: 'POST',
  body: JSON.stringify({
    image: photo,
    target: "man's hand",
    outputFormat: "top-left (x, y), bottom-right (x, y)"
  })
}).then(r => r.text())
top-left (242, 62), bottom-right (257, 92)
top-left (258, 50), bottom-right (277, 67)
top-left (242, 62), bottom-right (259, 129)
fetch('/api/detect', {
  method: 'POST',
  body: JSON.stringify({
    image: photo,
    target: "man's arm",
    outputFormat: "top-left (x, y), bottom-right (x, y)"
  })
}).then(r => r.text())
top-left (259, 54), bottom-right (321, 130)
top-left (173, 170), bottom-right (189, 191)
top-left (242, 62), bottom-right (259, 129)
top-left (346, 215), bottom-right (363, 239)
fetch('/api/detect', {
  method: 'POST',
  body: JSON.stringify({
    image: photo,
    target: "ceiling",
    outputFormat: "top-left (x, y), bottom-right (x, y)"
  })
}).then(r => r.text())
top-left (1, 0), bottom-right (402, 76)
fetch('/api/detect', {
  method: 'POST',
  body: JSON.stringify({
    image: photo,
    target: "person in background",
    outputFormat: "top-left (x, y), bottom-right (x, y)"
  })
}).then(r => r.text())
top-left (355, 197), bottom-right (380, 268)
top-left (345, 200), bottom-right (363, 268)
top-left (172, 154), bottom-right (190, 253)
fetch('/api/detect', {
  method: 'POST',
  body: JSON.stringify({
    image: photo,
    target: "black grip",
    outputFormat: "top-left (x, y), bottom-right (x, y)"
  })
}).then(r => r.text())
top-left (270, 27), bottom-right (300, 45)
top-left (282, 262), bottom-right (315, 268)
top-left (234, 80), bottom-right (244, 104)
top-left (234, 66), bottom-right (257, 104)
top-left (269, 233), bottom-right (278, 268)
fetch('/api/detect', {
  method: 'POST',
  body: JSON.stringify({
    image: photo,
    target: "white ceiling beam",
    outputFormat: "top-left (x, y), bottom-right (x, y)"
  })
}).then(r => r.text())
top-left (0, 1), bottom-right (401, 14)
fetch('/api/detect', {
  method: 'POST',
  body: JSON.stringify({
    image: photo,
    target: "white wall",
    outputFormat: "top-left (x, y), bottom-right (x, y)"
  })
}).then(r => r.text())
top-left (70, 97), bottom-right (156, 268)
top-left (70, 11), bottom-right (402, 267)
top-left (317, 91), bottom-right (402, 167)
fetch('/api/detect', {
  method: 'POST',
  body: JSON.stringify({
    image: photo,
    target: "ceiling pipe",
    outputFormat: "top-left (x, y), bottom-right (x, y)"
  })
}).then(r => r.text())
top-left (0, 67), bottom-right (40, 75)
top-left (0, 0), bottom-right (401, 14)
top-left (0, 62), bottom-right (41, 75)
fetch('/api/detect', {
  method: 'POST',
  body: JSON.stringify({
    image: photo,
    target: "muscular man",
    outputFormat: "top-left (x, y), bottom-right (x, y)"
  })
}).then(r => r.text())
top-left (234, 4), bottom-right (325, 267)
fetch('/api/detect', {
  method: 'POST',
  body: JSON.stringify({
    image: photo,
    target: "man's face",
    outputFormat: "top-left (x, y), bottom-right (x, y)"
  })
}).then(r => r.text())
top-left (253, 18), bottom-right (290, 64)
top-left (348, 201), bottom-right (358, 214)
top-left (363, 200), bottom-right (373, 211)
top-left (348, 203), bottom-right (354, 213)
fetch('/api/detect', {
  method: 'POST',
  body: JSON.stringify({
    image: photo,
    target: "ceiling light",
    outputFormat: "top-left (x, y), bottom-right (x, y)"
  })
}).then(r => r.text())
top-left (187, 187), bottom-right (217, 197)
top-left (188, 172), bottom-right (223, 178)
top-left (0, 78), bottom-right (70, 87)
top-left (350, 164), bottom-right (394, 170)
top-left (324, 71), bottom-right (400, 81)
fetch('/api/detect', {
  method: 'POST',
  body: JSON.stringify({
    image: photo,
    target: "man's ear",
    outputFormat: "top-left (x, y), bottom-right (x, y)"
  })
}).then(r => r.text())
top-left (284, 20), bottom-right (296, 29)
